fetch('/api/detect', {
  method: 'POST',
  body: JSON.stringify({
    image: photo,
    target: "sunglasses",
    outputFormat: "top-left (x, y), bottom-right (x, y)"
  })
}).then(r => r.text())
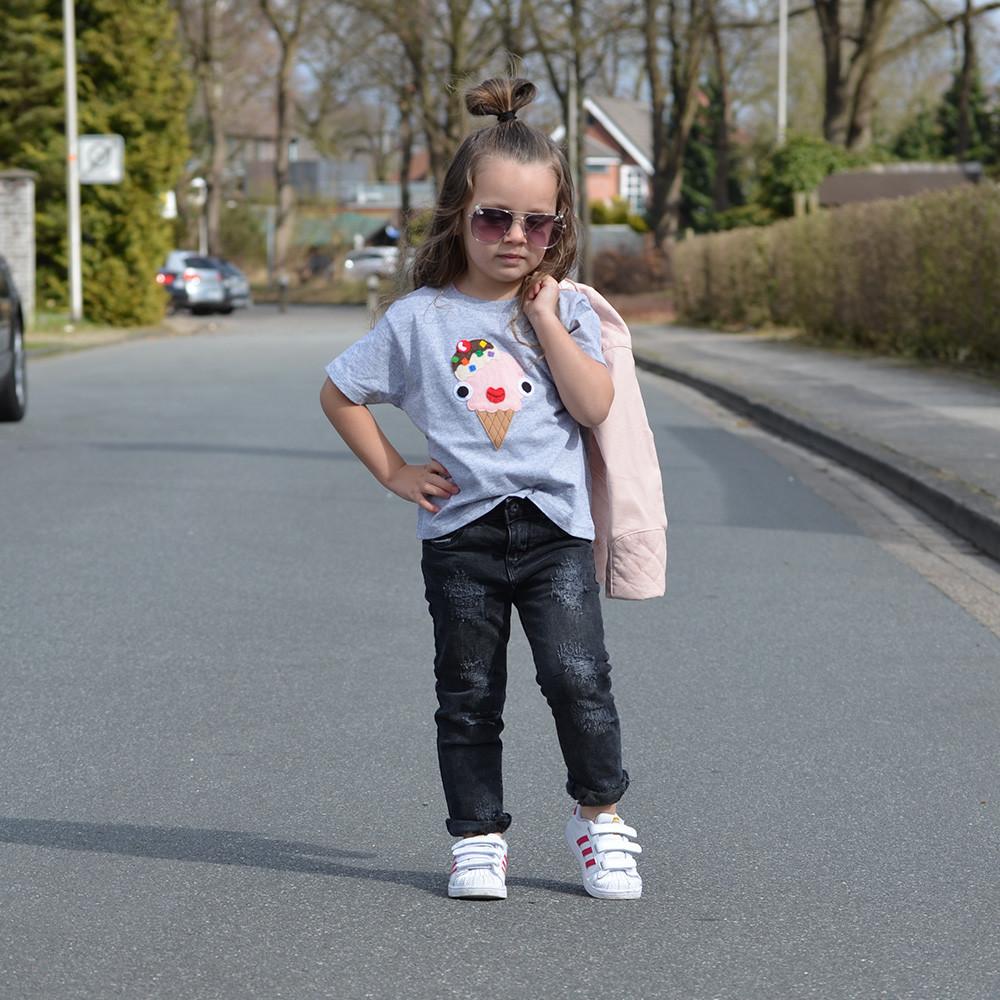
top-left (468, 204), bottom-right (565, 250)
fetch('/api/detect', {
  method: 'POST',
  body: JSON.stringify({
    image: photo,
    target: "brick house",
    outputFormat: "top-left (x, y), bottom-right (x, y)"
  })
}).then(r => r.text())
top-left (552, 96), bottom-right (654, 213)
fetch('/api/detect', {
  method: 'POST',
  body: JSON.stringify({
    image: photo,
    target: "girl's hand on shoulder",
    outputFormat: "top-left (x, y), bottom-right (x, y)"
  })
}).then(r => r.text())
top-left (386, 460), bottom-right (460, 514)
top-left (523, 275), bottom-right (561, 329)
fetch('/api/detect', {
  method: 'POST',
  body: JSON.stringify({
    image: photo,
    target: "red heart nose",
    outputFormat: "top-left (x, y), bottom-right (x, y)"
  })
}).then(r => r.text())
top-left (486, 387), bottom-right (506, 404)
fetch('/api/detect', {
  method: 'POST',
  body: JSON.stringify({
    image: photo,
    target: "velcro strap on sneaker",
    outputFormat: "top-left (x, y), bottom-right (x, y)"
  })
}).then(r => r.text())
top-left (587, 821), bottom-right (638, 840)
top-left (451, 836), bottom-right (506, 871)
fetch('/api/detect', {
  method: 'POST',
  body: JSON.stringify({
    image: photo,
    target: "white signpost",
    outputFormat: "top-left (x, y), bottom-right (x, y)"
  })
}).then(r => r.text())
top-left (79, 134), bottom-right (125, 185)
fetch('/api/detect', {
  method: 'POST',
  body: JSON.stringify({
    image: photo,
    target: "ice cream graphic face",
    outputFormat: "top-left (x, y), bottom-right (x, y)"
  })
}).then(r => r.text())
top-left (451, 339), bottom-right (534, 449)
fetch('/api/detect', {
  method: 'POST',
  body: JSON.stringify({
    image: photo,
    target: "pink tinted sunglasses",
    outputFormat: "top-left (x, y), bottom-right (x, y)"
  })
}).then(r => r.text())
top-left (468, 205), bottom-right (565, 250)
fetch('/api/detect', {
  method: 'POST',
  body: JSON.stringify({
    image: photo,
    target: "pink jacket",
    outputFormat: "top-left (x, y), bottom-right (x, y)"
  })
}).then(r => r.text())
top-left (562, 280), bottom-right (668, 600)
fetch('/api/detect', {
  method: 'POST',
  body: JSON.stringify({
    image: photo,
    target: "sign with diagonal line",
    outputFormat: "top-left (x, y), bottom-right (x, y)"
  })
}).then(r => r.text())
top-left (79, 134), bottom-right (125, 184)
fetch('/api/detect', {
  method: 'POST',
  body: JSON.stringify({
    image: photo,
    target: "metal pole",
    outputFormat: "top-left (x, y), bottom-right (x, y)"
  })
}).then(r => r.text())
top-left (777, 0), bottom-right (788, 146)
top-left (63, 0), bottom-right (83, 322)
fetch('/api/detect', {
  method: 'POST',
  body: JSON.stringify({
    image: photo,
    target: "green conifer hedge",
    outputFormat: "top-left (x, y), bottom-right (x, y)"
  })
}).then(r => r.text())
top-left (671, 185), bottom-right (1000, 366)
top-left (0, 0), bottom-right (190, 326)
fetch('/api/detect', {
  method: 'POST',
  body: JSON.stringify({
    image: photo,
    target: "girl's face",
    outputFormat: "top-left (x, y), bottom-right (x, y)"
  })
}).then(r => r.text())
top-left (458, 156), bottom-right (560, 300)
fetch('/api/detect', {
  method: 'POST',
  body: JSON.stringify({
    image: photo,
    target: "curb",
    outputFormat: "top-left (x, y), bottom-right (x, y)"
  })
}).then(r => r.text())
top-left (26, 316), bottom-right (212, 359)
top-left (634, 352), bottom-right (1000, 564)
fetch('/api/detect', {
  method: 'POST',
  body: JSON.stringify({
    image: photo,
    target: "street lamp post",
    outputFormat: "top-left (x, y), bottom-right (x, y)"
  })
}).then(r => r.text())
top-left (63, 0), bottom-right (83, 322)
top-left (777, 0), bottom-right (788, 146)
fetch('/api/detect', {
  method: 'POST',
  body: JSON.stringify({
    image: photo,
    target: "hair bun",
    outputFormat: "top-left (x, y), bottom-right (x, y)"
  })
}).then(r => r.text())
top-left (465, 77), bottom-right (536, 120)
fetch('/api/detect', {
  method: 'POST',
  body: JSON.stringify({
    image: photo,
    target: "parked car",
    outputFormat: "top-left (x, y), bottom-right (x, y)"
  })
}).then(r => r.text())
top-left (216, 259), bottom-right (251, 310)
top-left (156, 251), bottom-right (250, 314)
top-left (0, 254), bottom-right (26, 422)
top-left (342, 246), bottom-right (399, 280)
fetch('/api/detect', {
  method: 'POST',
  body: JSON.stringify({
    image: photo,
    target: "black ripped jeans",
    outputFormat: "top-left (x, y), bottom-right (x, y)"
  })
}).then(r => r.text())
top-left (421, 497), bottom-right (629, 836)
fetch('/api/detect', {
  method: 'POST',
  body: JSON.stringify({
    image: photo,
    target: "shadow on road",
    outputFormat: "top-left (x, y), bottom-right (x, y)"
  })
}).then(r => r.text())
top-left (0, 817), bottom-right (583, 898)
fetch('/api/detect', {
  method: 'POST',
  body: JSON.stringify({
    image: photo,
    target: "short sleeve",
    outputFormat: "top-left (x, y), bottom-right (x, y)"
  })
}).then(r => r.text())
top-left (560, 291), bottom-right (605, 365)
top-left (324, 308), bottom-right (406, 406)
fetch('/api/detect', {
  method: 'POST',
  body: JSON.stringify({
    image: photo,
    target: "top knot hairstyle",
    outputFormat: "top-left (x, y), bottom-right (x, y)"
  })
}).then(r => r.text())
top-left (411, 77), bottom-right (578, 301)
top-left (465, 77), bottom-right (536, 122)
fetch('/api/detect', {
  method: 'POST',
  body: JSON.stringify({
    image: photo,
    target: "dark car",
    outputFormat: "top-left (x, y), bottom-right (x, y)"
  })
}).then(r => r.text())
top-left (0, 254), bottom-right (26, 422)
top-left (156, 251), bottom-right (250, 314)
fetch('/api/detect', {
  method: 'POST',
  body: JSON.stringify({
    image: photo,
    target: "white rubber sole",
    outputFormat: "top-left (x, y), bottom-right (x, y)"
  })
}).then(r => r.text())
top-left (448, 883), bottom-right (508, 900)
top-left (578, 874), bottom-right (642, 900)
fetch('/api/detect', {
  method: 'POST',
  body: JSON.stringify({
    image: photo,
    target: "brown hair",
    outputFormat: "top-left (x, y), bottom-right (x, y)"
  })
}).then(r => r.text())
top-left (411, 77), bottom-right (578, 314)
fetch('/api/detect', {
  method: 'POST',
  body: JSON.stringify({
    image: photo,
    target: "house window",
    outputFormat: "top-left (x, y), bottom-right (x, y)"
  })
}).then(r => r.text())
top-left (586, 162), bottom-right (609, 173)
top-left (620, 166), bottom-right (646, 213)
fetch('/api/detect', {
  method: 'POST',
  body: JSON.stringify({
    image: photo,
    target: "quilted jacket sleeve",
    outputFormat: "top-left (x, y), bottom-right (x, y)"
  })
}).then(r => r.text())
top-left (562, 280), bottom-right (668, 600)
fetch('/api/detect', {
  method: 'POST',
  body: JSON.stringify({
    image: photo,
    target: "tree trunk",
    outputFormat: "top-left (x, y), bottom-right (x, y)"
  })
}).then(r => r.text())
top-left (814, 0), bottom-right (849, 144)
top-left (708, 2), bottom-right (730, 213)
top-left (259, 0), bottom-right (311, 283)
top-left (644, 0), bottom-right (669, 246)
top-left (180, 0), bottom-right (227, 255)
top-left (813, 0), bottom-right (1000, 150)
top-left (399, 85), bottom-right (414, 220)
top-left (274, 43), bottom-right (296, 282)
top-left (844, 0), bottom-right (899, 149)
top-left (645, 0), bottom-right (708, 246)
top-left (955, 0), bottom-right (975, 159)
top-left (206, 79), bottom-right (226, 254)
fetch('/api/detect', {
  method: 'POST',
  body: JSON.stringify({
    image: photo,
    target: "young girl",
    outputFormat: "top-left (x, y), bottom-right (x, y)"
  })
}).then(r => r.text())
top-left (320, 77), bottom-right (642, 901)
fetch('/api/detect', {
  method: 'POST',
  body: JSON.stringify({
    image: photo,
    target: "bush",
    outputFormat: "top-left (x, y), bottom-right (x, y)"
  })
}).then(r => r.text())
top-left (0, 0), bottom-right (190, 326)
top-left (591, 196), bottom-right (649, 233)
top-left (757, 134), bottom-right (849, 218)
top-left (671, 184), bottom-right (1000, 365)
top-left (592, 248), bottom-right (670, 296)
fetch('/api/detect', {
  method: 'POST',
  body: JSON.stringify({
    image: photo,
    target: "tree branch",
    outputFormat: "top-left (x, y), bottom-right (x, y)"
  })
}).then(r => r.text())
top-left (718, 4), bottom-right (811, 30)
top-left (876, 0), bottom-right (1000, 67)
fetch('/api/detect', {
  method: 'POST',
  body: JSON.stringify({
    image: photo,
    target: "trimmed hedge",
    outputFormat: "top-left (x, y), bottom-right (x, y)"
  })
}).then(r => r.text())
top-left (672, 184), bottom-right (1000, 365)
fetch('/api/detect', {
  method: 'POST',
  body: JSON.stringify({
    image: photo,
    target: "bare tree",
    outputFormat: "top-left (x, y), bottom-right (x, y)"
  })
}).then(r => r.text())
top-left (812, 0), bottom-right (1000, 149)
top-left (526, 0), bottom-right (640, 277)
top-left (644, 0), bottom-right (712, 246)
top-left (953, 0), bottom-right (977, 158)
top-left (257, 0), bottom-right (316, 280)
top-left (707, 0), bottom-right (732, 213)
top-left (173, 0), bottom-right (262, 253)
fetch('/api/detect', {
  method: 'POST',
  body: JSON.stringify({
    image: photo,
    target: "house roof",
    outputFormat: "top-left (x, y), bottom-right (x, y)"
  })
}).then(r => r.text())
top-left (818, 162), bottom-right (982, 206)
top-left (550, 95), bottom-right (653, 173)
top-left (586, 96), bottom-right (653, 174)
top-left (584, 133), bottom-right (620, 161)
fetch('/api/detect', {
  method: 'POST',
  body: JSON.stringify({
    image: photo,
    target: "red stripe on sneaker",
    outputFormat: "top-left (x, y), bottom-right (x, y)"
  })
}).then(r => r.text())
top-left (585, 859), bottom-right (597, 868)
top-left (582, 847), bottom-right (593, 856)
top-left (576, 835), bottom-right (589, 846)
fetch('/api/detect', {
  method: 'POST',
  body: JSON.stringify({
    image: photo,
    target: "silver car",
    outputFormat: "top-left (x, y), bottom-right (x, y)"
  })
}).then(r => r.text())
top-left (342, 247), bottom-right (399, 280)
top-left (157, 251), bottom-right (228, 313)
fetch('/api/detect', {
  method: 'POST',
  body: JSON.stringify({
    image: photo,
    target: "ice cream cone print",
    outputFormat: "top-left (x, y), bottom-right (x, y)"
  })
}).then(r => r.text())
top-left (477, 409), bottom-right (515, 449)
top-left (451, 338), bottom-right (533, 451)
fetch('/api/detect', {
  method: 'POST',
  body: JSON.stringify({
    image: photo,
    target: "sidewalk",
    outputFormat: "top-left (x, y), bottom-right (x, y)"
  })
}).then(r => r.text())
top-left (26, 312), bottom-right (211, 358)
top-left (631, 325), bottom-right (1000, 563)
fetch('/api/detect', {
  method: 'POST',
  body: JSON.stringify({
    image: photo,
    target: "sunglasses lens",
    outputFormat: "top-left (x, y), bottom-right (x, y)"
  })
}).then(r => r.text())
top-left (470, 208), bottom-right (512, 243)
top-left (525, 215), bottom-right (563, 249)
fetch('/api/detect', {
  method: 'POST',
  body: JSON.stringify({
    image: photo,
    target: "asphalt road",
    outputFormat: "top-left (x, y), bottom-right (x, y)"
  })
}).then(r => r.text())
top-left (2, 305), bottom-right (998, 1000)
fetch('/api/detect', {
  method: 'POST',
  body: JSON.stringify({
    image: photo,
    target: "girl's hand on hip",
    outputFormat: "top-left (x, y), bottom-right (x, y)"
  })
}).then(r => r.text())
top-left (386, 460), bottom-right (460, 513)
top-left (523, 275), bottom-right (560, 328)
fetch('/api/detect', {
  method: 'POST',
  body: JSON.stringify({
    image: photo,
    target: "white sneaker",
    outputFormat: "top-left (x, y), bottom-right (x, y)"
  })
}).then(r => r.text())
top-left (448, 833), bottom-right (509, 899)
top-left (565, 806), bottom-right (642, 899)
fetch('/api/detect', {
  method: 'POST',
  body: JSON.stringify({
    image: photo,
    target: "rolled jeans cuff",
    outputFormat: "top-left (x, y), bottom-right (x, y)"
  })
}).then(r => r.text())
top-left (446, 812), bottom-right (513, 837)
top-left (567, 768), bottom-right (630, 807)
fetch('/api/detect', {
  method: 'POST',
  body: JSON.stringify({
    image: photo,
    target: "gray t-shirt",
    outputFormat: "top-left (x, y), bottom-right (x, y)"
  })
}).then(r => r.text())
top-left (325, 284), bottom-right (605, 540)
